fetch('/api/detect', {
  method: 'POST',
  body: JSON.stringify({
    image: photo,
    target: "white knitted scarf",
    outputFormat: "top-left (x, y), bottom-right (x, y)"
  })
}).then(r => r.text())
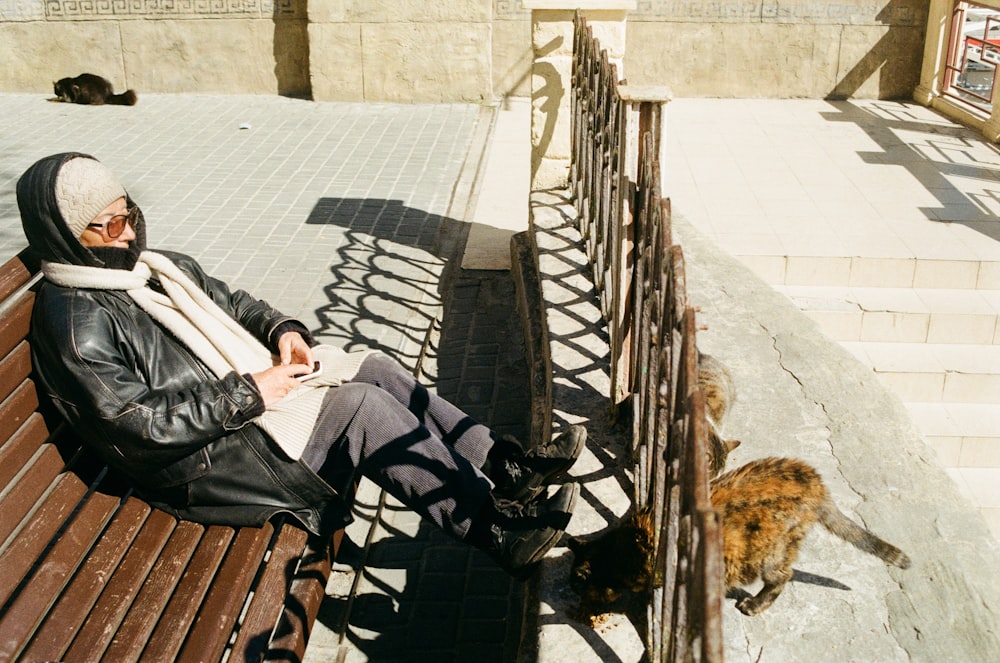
top-left (42, 251), bottom-right (373, 460)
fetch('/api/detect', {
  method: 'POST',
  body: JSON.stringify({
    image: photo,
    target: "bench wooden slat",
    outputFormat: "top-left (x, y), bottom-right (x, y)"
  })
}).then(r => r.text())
top-left (229, 523), bottom-right (310, 659)
top-left (0, 443), bottom-right (74, 548)
top-left (263, 536), bottom-right (333, 662)
top-left (101, 520), bottom-right (206, 663)
top-left (0, 341), bottom-right (31, 405)
top-left (0, 469), bottom-right (87, 605)
top-left (176, 524), bottom-right (275, 663)
top-left (20, 497), bottom-right (151, 663)
top-left (62, 508), bottom-right (178, 661)
top-left (0, 487), bottom-right (119, 661)
top-left (0, 254), bottom-right (32, 304)
top-left (142, 525), bottom-right (236, 662)
top-left (0, 379), bottom-right (40, 454)
top-left (0, 293), bottom-right (33, 361)
top-left (0, 413), bottom-right (52, 489)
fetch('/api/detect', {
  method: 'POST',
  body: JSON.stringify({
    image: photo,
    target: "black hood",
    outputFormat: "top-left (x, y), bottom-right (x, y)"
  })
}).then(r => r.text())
top-left (17, 152), bottom-right (148, 268)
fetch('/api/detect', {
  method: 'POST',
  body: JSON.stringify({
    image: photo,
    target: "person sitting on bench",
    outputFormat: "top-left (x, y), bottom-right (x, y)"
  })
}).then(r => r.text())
top-left (16, 152), bottom-right (585, 579)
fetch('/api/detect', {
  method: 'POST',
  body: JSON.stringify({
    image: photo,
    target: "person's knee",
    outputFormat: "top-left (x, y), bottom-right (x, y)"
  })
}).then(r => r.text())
top-left (329, 382), bottom-right (380, 414)
top-left (342, 381), bottom-right (406, 419)
top-left (359, 353), bottom-right (408, 384)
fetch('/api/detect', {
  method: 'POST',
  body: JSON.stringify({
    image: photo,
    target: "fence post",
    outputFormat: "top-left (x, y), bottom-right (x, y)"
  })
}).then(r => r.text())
top-left (614, 87), bottom-right (672, 406)
top-left (565, 13), bottom-right (722, 663)
top-left (524, 0), bottom-right (635, 192)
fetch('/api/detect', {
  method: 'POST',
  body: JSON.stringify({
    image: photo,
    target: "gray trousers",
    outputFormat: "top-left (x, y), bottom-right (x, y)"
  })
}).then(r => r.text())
top-left (301, 353), bottom-right (494, 540)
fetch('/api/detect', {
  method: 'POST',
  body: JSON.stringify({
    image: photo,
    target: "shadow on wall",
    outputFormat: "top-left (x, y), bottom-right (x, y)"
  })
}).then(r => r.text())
top-left (827, 2), bottom-right (926, 100)
top-left (532, 33), bottom-right (565, 182)
top-left (272, 0), bottom-right (311, 99)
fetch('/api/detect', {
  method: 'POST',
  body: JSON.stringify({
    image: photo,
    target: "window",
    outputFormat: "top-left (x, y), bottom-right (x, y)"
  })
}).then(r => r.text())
top-left (944, 2), bottom-right (1000, 113)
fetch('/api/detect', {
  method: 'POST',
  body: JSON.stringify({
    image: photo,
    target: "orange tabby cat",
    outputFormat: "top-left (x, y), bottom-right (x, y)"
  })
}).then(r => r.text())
top-left (712, 456), bottom-right (911, 615)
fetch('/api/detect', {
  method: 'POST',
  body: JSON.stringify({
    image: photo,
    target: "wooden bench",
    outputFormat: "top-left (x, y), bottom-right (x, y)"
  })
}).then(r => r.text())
top-left (0, 249), bottom-right (340, 662)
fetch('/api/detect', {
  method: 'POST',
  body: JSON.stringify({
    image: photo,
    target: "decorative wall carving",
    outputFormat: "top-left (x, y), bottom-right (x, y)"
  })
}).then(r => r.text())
top-left (631, 0), bottom-right (925, 25)
top-left (0, 0), bottom-right (45, 19)
top-left (495, 0), bottom-right (529, 19)
top-left (39, 0), bottom-right (298, 19)
top-left (4, 0), bottom-right (923, 24)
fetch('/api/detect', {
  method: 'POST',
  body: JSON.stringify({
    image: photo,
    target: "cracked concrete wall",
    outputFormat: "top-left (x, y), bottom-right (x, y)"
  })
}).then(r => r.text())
top-left (673, 213), bottom-right (1000, 662)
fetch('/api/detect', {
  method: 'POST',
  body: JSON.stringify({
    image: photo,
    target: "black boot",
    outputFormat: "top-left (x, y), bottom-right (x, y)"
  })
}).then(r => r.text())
top-left (466, 483), bottom-right (579, 580)
top-left (488, 425), bottom-right (587, 503)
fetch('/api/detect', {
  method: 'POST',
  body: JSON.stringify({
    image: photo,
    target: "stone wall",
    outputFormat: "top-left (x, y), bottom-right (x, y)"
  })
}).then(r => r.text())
top-left (0, 0), bottom-right (310, 98)
top-left (0, 0), bottom-right (928, 102)
top-left (624, 0), bottom-right (929, 99)
top-left (308, 0), bottom-right (510, 102)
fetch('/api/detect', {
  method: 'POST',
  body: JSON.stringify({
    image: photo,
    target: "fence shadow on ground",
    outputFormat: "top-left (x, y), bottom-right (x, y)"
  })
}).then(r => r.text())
top-left (303, 197), bottom-right (535, 661)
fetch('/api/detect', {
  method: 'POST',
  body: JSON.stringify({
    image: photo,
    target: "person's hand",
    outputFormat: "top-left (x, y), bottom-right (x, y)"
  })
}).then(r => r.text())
top-left (251, 363), bottom-right (312, 407)
top-left (277, 331), bottom-right (314, 367)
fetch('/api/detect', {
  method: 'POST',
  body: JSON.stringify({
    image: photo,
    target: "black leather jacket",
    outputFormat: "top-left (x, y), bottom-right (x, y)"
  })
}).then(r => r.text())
top-left (20, 153), bottom-right (346, 534)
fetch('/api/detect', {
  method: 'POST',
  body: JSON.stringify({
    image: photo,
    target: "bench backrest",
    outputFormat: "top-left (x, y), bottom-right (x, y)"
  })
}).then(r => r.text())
top-left (0, 251), bottom-right (331, 662)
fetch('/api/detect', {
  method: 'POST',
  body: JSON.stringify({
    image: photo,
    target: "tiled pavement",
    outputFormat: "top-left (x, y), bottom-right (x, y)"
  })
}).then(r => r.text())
top-left (306, 270), bottom-right (533, 663)
top-left (0, 93), bottom-right (529, 662)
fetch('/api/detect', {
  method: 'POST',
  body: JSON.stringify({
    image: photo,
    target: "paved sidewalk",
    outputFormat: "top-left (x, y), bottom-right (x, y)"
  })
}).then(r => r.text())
top-left (0, 93), bottom-right (531, 662)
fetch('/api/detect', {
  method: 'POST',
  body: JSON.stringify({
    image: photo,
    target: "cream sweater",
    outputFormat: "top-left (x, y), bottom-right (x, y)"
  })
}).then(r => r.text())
top-left (43, 251), bottom-right (373, 460)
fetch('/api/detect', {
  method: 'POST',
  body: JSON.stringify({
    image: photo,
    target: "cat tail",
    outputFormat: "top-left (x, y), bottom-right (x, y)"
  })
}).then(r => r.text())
top-left (819, 500), bottom-right (912, 569)
top-left (109, 90), bottom-right (138, 106)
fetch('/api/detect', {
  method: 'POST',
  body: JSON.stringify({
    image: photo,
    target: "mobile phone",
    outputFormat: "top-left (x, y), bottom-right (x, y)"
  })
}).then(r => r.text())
top-left (295, 361), bottom-right (322, 381)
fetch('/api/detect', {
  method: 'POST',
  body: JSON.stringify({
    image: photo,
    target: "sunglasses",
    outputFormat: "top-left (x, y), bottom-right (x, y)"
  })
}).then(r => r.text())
top-left (87, 207), bottom-right (138, 239)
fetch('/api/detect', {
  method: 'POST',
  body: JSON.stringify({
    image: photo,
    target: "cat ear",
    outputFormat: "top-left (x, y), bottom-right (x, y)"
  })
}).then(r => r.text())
top-left (724, 438), bottom-right (742, 452)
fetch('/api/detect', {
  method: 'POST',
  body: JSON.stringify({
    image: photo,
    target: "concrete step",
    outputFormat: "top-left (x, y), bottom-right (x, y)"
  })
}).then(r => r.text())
top-left (904, 402), bottom-right (1000, 533)
top-left (736, 254), bottom-right (1000, 290)
top-left (775, 284), bottom-right (1000, 344)
top-left (774, 283), bottom-right (1000, 541)
top-left (849, 351), bottom-right (1000, 538)
top-left (841, 341), bottom-right (1000, 403)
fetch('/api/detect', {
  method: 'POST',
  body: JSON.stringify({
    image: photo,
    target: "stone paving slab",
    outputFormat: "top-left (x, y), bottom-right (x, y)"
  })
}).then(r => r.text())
top-left (527, 191), bottom-right (644, 663)
top-left (0, 94), bottom-right (485, 365)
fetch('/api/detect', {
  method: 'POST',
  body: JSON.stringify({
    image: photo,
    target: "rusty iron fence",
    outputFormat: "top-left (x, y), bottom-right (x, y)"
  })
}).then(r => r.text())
top-left (570, 12), bottom-right (724, 662)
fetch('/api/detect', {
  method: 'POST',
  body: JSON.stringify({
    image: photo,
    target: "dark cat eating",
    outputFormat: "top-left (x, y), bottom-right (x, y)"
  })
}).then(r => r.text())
top-left (53, 73), bottom-right (138, 106)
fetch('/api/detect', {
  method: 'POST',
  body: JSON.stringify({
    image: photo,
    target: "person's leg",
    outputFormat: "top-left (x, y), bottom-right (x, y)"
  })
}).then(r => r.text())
top-left (302, 382), bottom-right (490, 539)
top-left (301, 382), bottom-right (577, 577)
top-left (351, 353), bottom-right (493, 467)
top-left (351, 353), bottom-right (587, 504)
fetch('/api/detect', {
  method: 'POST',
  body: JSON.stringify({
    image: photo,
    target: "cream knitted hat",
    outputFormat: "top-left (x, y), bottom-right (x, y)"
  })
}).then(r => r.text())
top-left (54, 157), bottom-right (127, 238)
